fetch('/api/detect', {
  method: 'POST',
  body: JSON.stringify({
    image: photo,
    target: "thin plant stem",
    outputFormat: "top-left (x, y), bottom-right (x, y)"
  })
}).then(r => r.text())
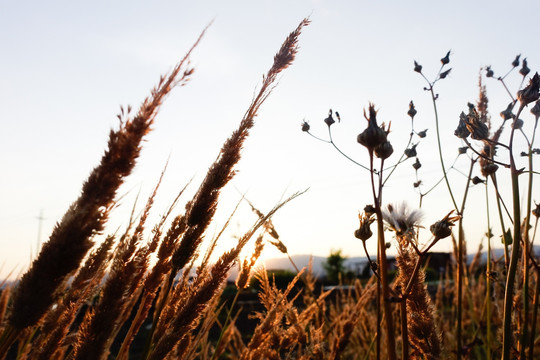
top-left (528, 268), bottom-right (540, 360)
top-left (210, 289), bottom-right (242, 360)
top-left (400, 300), bottom-right (408, 360)
top-left (520, 116), bottom-right (538, 359)
top-left (501, 103), bottom-right (526, 360)
top-left (485, 179), bottom-right (492, 359)
top-left (369, 152), bottom-right (396, 360)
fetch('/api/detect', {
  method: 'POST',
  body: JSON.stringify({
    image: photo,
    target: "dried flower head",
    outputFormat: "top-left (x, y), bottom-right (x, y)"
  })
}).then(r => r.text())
top-left (413, 180), bottom-right (422, 188)
top-left (500, 102), bottom-right (515, 120)
top-left (408, 101), bottom-right (417, 119)
top-left (481, 163), bottom-right (499, 177)
top-left (464, 104), bottom-right (489, 140)
top-left (531, 100), bottom-right (540, 119)
top-left (441, 50), bottom-right (451, 65)
top-left (472, 176), bottom-right (485, 185)
top-left (324, 109), bottom-right (335, 127)
top-left (455, 112), bottom-right (471, 139)
top-left (512, 54), bottom-right (521, 67)
top-left (458, 146), bottom-right (468, 155)
top-left (532, 202), bottom-right (540, 218)
top-left (414, 61), bottom-right (423, 73)
top-left (518, 72), bottom-right (540, 106)
top-left (301, 120), bottom-right (310, 132)
top-left (417, 129), bottom-right (427, 138)
top-left (512, 118), bottom-right (524, 130)
top-left (430, 210), bottom-right (460, 239)
top-left (519, 58), bottom-right (530, 77)
top-left (357, 104), bottom-right (387, 150)
top-left (439, 68), bottom-right (452, 79)
top-left (354, 212), bottom-right (375, 241)
top-left (485, 66), bottom-right (494, 78)
top-left (374, 141), bottom-right (394, 160)
top-left (364, 204), bottom-right (376, 216)
top-left (382, 203), bottom-right (423, 238)
top-left (412, 158), bottom-right (421, 170)
top-left (404, 144), bottom-right (417, 158)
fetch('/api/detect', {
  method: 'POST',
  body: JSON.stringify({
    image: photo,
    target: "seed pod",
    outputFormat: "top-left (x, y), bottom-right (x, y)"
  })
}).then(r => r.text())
top-left (324, 109), bottom-right (336, 127)
top-left (375, 141), bottom-right (394, 159)
top-left (439, 68), bottom-right (452, 79)
top-left (472, 176), bottom-right (485, 185)
top-left (454, 112), bottom-right (471, 139)
top-left (441, 50), bottom-right (451, 65)
top-left (301, 121), bottom-right (310, 132)
top-left (532, 203), bottom-right (540, 218)
top-left (354, 213), bottom-right (375, 241)
top-left (500, 103), bottom-right (515, 120)
top-left (481, 163), bottom-right (499, 177)
top-left (404, 144), bottom-right (417, 158)
top-left (519, 58), bottom-right (530, 77)
top-left (417, 129), bottom-right (427, 138)
top-left (518, 73), bottom-right (540, 106)
top-left (531, 100), bottom-right (540, 119)
top-left (414, 61), bottom-right (422, 73)
top-left (486, 66), bottom-right (494, 78)
top-left (430, 211), bottom-right (460, 239)
top-left (512, 54), bottom-right (521, 67)
top-left (407, 101), bottom-right (417, 119)
top-left (357, 104), bottom-right (387, 150)
top-left (458, 146), bottom-right (468, 155)
top-left (364, 205), bottom-right (376, 216)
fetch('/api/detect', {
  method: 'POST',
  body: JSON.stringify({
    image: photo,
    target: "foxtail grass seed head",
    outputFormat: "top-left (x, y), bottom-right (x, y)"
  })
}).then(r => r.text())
top-left (357, 104), bottom-right (387, 150)
top-left (414, 61), bottom-right (422, 73)
top-left (407, 101), bottom-right (417, 119)
top-left (412, 158), bottom-right (421, 170)
top-left (354, 212), bottom-right (375, 241)
top-left (520, 58), bottom-right (530, 77)
top-left (517, 72), bottom-right (540, 106)
top-left (374, 141), bottom-right (393, 159)
top-left (382, 203), bottom-right (423, 238)
top-left (512, 54), bottom-right (521, 67)
top-left (301, 120), bottom-right (310, 132)
top-left (500, 102), bottom-right (515, 120)
top-left (324, 109), bottom-right (335, 127)
top-left (454, 112), bottom-right (471, 138)
top-left (430, 211), bottom-right (460, 239)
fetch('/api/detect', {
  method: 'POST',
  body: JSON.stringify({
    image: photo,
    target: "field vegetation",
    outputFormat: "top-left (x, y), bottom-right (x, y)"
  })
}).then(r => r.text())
top-left (0, 18), bottom-right (539, 360)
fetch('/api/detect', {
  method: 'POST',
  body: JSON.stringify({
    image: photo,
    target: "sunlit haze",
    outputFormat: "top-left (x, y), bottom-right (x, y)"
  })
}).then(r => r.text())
top-left (2, 1), bottom-right (540, 280)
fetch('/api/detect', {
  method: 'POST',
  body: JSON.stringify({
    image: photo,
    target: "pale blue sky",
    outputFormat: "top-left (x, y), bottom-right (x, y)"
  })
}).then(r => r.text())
top-left (1, 1), bottom-right (539, 279)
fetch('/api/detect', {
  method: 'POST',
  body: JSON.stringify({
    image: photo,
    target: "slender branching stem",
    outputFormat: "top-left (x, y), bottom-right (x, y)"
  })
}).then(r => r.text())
top-left (484, 179), bottom-right (492, 359)
top-left (501, 103), bottom-right (526, 360)
top-left (368, 152), bottom-right (396, 360)
top-left (211, 289), bottom-right (242, 360)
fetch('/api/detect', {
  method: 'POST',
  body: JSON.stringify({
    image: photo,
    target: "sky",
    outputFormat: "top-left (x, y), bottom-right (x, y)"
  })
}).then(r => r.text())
top-left (2, 0), bottom-right (540, 279)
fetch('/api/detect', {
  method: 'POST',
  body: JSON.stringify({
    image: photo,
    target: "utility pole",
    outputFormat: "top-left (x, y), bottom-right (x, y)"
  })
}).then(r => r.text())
top-left (36, 209), bottom-right (45, 255)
